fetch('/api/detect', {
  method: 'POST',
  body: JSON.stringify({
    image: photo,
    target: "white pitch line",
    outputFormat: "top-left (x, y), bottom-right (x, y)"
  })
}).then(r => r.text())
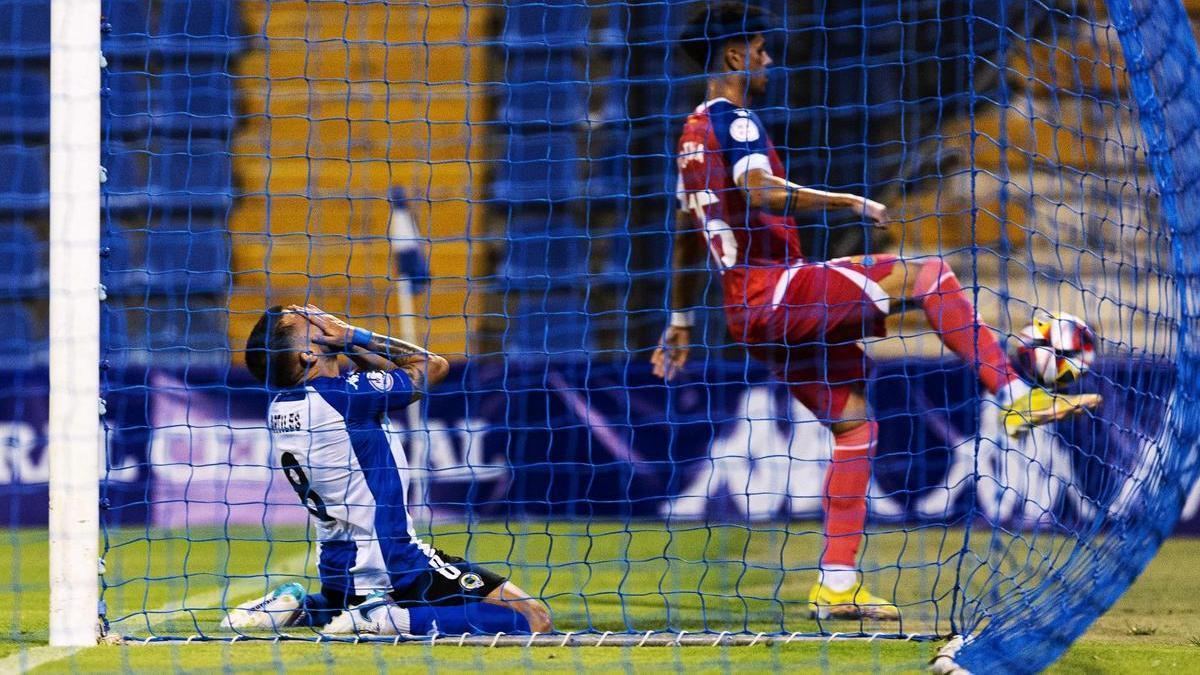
top-left (1, 551), bottom-right (312, 674)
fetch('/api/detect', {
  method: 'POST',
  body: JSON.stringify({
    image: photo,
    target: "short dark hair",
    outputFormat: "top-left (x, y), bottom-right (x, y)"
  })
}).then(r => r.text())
top-left (679, 2), bottom-right (776, 69)
top-left (245, 305), bottom-right (302, 389)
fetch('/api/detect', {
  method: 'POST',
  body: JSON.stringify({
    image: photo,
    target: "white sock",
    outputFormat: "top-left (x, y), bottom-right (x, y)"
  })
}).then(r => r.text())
top-left (366, 603), bottom-right (412, 635)
top-left (996, 378), bottom-right (1033, 407)
top-left (820, 566), bottom-right (859, 593)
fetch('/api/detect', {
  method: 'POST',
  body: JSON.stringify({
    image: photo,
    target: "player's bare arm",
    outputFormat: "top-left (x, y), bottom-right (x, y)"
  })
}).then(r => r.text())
top-left (290, 304), bottom-right (450, 399)
top-left (652, 209), bottom-right (708, 381)
top-left (484, 580), bottom-right (553, 633)
top-left (738, 167), bottom-right (888, 226)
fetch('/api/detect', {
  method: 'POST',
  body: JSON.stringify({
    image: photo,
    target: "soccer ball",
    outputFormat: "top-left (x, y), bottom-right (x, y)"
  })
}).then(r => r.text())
top-left (1014, 313), bottom-right (1097, 388)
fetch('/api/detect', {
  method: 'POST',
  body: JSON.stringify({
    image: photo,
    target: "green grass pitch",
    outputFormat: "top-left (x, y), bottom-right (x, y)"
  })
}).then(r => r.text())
top-left (0, 524), bottom-right (1197, 673)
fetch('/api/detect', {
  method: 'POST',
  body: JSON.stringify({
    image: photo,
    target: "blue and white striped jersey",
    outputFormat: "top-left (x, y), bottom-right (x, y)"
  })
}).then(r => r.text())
top-left (267, 369), bottom-right (440, 597)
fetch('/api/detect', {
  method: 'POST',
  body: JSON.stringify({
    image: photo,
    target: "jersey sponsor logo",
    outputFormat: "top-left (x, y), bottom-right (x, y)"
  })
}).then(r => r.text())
top-left (459, 572), bottom-right (484, 590)
top-left (365, 371), bottom-right (393, 392)
top-left (677, 141), bottom-right (705, 169)
top-left (729, 116), bottom-right (759, 143)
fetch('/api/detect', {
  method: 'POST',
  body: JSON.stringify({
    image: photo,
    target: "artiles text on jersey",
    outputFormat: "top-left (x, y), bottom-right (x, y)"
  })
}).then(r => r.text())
top-left (270, 411), bottom-right (303, 433)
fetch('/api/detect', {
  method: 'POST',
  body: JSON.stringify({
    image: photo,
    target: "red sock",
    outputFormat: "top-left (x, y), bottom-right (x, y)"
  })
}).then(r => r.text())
top-left (914, 259), bottom-right (1019, 395)
top-left (821, 421), bottom-right (876, 568)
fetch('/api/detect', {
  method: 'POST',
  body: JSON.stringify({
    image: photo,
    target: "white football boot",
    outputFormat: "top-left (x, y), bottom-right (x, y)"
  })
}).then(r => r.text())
top-left (220, 582), bottom-right (305, 631)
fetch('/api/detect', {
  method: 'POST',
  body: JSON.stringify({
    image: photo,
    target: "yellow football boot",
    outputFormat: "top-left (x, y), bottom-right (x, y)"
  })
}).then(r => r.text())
top-left (807, 580), bottom-right (900, 621)
top-left (1001, 388), bottom-right (1102, 437)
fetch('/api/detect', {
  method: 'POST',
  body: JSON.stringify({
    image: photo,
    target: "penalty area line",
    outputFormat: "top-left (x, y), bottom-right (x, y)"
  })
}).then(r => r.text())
top-left (1, 551), bottom-right (312, 673)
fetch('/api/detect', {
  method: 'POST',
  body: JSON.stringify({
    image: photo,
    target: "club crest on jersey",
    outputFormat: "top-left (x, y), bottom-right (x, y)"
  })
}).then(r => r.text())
top-left (459, 573), bottom-right (484, 590)
top-left (729, 116), bottom-right (759, 143)
top-left (365, 371), bottom-right (393, 392)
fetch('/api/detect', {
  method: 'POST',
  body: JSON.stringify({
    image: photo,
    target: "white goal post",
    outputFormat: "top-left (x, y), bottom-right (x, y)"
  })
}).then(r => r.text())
top-left (48, 0), bottom-right (101, 648)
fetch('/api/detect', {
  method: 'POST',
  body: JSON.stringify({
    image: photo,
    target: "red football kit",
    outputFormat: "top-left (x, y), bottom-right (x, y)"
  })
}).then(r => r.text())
top-left (676, 97), bottom-right (899, 420)
top-left (675, 97), bottom-right (1021, 569)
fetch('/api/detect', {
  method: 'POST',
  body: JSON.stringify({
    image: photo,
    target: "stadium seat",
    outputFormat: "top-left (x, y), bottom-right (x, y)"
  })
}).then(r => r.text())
top-left (0, 0), bottom-right (49, 61)
top-left (101, 145), bottom-right (150, 212)
top-left (583, 135), bottom-right (629, 201)
top-left (0, 144), bottom-right (48, 215)
top-left (134, 294), bottom-right (230, 359)
top-left (509, 291), bottom-right (591, 358)
top-left (102, 69), bottom-right (150, 138)
top-left (100, 226), bottom-right (146, 295)
top-left (142, 225), bottom-right (231, 295)
top-left (500, 54), bottom-right (585, 127)
top-left (0, 222), bottom-right (46, 298)
top-left (101, 0), bottom-right (151, 60)
top-left (492, 132), bottom-right (581, 203)
top-left (152, 69), bottom-right (236, 138)
top-left (0, 70), bottom-right (49, 140)
top-left (147, 142), bottom-right (234, 212)
top-left (154, 0), bottom-right (250, 59)
top-left (502, 0), bottom-right (589, 49)
top-left (0, 302), bottom-right (40, 359)
top-left (100, 302), bottom-right (130, 358)
top-left (501, 212), bottom-right (586, 291)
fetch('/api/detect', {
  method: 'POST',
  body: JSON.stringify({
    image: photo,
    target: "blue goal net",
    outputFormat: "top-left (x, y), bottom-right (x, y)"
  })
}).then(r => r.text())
top-left (1, 0), bottom-right (1199, 672)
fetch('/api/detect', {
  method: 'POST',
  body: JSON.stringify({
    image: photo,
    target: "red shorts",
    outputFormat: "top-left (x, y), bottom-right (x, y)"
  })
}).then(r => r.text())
top-left (741, 254), bottom-right (898, 422)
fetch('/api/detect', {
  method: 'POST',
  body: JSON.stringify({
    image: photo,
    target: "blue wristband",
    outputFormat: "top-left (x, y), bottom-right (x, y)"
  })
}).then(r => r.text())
top-left (351, 327), bottom-right (373, 348)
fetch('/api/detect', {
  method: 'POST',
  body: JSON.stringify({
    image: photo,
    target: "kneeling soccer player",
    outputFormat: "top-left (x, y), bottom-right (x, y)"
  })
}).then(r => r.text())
top-left (229, 304), bottom-right (552, 636)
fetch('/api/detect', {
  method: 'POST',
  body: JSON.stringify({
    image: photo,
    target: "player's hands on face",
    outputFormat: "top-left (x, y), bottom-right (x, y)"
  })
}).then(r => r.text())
top-left (289, 304), bottom-right (355, 351)
top-left (651, 325), bottom-right (691, 381)
top-left (859, 198), bottom-right (888, 227)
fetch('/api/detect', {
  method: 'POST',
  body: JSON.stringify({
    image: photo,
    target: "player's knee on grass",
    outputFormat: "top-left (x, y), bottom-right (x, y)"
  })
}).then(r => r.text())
top-left (415, 601), bottom-right (537, 635)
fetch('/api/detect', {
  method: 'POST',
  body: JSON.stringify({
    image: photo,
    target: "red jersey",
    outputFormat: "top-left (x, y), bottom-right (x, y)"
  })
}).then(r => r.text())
top-left (676, 97), bottom-right (803, 341)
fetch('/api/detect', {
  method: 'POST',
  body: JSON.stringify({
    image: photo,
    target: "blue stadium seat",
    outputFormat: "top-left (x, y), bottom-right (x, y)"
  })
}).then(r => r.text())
top-left (102, 69), bottom-right (150, 138)
top-left (501, 54), bottom-right (584, 127)
top-left (0, 145), bottom-right (47, 214)
top-left (154, 0), bottom-right (250, 58)
top-left (501, 212), bottom-right (586, 291)
top-left (152, 69), bottom-right (236, 138)
top-left (0, 302), bottom-right (39, 358)
top-left (142, 225), bottom-right (230, 294)
top-left (584, 135), bottom-right (630, 200)
top-left (101, 224), bottom-right (230, 296)
top-left (492, 132), bottom-right (581, 203)
top-left (101, 224), bottom-right (152, 296)
top-left (100, 302), bottom-right (130, 358)
top-left (0, 222), bottom-right (46, 298)
top-left (502, 0), bottom-right (589, 49)
top-left (102, 145), bottom-right (149, 212)
top-left (0, 1), bottom-right (49, 61)
top-left (0, 70), bottom-right (49, 139)
top-left (147, 142), bottom-right (233, 212)
top-left (102, 0), bottom-right (151, 60)
top-left (142, 295), bottom-right (229, 358)
top-left (509, 292), bottom-right (591, 358)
